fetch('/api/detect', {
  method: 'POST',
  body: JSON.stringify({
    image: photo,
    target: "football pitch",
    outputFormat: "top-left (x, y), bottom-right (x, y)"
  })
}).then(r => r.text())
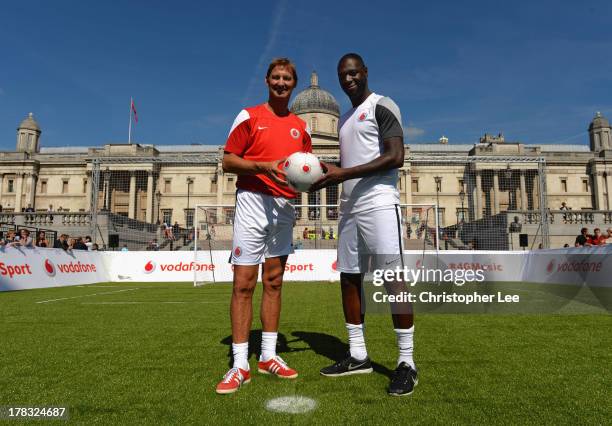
top-left (1, 281), bottom-right (610, 424)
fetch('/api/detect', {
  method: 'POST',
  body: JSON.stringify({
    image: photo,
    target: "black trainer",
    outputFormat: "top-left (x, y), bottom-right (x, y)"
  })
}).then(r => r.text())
top-left (388, 362), bottom-right (418, 396)
top-left (320, 354), bottom-right (373, 377)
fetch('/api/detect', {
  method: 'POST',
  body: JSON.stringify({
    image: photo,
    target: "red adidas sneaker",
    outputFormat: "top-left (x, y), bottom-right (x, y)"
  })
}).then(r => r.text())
top-left (216, 367), bottom-right (251, 394)
top-left (257, 356), bottom-right (298, 379)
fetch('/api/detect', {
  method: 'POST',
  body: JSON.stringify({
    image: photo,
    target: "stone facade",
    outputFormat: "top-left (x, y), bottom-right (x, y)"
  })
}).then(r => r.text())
top-left (1, 74), bottom-right (611, 244)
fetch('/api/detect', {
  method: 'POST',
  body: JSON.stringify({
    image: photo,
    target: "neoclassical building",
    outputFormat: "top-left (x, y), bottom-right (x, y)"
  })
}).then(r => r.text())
top-left (1, 72), bottom-right (611, 248)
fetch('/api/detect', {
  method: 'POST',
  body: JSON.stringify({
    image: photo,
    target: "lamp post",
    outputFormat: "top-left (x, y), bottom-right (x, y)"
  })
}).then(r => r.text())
top-left (459, 188), bottom-right (466, 222)
top-left (103, 167), bottom-right (110, 211)
top-left (434, 176), bottom-right (442, 249)
top-left (186, 176), bottom-right (193, 228)
top-left (505, 164), bottom-right (513, 210)
top-left (155, 190), bottom-right (161, 224)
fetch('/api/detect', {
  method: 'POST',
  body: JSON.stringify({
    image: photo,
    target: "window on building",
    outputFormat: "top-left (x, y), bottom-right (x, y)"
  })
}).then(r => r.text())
top-left (308, 191), bottom-right (320, 220)
top-left (326, 184), bottom-right (339, 220)
top-left (437, 208), bottom-right (445, 227)
top-left (225, 176), bottom-right (234, 191)
top-left (289, 197), bottom-right (302, 220)
top-left (224, 207), bottom-right (235, 224)
top-left (83, 179), bottom-right (88, 193)
top-left (331, 118), bottom-right (337, 132)
top-left (311, 117), bottom-right (318, 132)
top-left (560, 178), bottom-right (567, 193)
top-left (458, 179), bottom-right (465, 192)
top-left (7, 179), bottom-right (14, 193)
top-left (164, 179), bottom-right (171, 193)
top-left (456, 207), bottom-right (468, 223)
top-left (40, 179), bottom-right (47, 194)
top-left (211, 176), bottom-right (217, 193)
top-left (411, 178), bottom-right (419, 193)
top-left (62, 179), bottom-right (69, 194)
top-left (185, 208), bottom-right (194, 228)
top-left (162, 209), bottom-right (172, 225)
top-left (582, 179), bottom-right (589, 193)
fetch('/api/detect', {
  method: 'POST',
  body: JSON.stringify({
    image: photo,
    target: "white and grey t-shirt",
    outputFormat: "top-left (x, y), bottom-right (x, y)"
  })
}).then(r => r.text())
top-left (338, 93), bottom-right (403, 213)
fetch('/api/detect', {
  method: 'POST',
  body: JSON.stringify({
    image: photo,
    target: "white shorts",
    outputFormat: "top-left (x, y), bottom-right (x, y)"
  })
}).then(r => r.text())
top-left (337, 205), bottom-right (404, 273)
top-left (231, 189), bottom-right (295, 265)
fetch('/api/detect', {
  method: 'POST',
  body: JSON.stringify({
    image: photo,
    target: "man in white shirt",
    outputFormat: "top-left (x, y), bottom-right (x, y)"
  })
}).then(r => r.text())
top-left (314, 53), bottom-right (417, 396)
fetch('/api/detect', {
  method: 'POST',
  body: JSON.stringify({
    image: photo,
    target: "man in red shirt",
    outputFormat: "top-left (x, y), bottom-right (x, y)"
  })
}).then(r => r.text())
top-left (589, 228), bottom-right (607, 246)
top-left (216, 58), bottom-right (312, 394)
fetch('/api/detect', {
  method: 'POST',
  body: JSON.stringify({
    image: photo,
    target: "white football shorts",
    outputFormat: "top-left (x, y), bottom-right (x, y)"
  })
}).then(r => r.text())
top-left (336, 205), bottom-right (404, 273)
top-left (230, 189), bottom-right (295, 265)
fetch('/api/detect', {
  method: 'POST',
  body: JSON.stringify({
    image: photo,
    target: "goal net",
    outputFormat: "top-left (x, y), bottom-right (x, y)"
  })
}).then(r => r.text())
top-left (193, 203), bottom-right (439, 286)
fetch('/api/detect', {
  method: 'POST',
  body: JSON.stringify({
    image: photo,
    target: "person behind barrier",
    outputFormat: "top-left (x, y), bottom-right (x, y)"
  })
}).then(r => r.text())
top-left (574, 227), bottom-right (590, 247)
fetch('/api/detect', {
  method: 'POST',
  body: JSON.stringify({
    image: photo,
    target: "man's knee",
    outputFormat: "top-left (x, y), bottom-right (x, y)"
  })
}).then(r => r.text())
top-left (263, 271), bottom-right (283, 292)
top-left (233, 267), bottom-right (258, 298)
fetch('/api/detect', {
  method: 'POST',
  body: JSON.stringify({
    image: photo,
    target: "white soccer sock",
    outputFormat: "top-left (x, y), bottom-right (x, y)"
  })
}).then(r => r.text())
top-left (395, 326), bottom-right (415, 369)
top-left (346, 323), bottom-right (368, 360)
top-left (232, 342), bottom-right (249, 370)
top-left (260, 331), bottom-right (278, 362)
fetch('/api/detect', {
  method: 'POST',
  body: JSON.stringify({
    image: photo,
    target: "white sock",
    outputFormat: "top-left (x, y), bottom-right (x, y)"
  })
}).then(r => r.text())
top-left (232, 342), bottom-right (249, 370)
top-left (395, 326), bottom-right (415, 369)
top-left (346, 323), bottom-right (368, 360)
top-left (260, 331), bottom-right (277, 362)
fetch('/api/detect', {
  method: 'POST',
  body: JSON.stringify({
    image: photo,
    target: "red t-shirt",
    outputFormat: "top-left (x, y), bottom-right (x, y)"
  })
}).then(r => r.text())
top-left (224, 104), bottom-right (312, 198)
top-left (589, 235), bottom-right (607, 246)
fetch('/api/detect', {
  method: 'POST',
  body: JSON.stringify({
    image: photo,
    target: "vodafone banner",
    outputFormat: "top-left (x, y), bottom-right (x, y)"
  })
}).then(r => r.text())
top-left (1, 247), bottom-right (609, 292)
top-left (402, 251), bottom-right (525, 282)
top-left (0, 246), bottom-right (108, 291)
top-left (522, 245), bottom-right (612, 287)
top-left (107, 250), bottom-right (340, 283)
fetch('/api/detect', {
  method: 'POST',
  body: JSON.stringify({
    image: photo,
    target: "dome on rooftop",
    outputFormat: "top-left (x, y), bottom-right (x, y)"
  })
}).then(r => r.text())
top-left (291, 71), bottom-right (340, 117)
top-left (18, 112), bottom-right (40, 132)
top-left (589, 111), bottom-right (610, 131)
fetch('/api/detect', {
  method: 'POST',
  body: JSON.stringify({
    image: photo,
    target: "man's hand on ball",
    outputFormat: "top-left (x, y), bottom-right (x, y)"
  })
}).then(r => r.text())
top-left (311, 162), bottom-right (346, 190)
top-left (258, 159), bottom-right (288, 186)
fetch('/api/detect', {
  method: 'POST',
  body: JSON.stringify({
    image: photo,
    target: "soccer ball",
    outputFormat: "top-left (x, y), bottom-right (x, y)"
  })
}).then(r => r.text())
top-left (283, 152), bottom-right (324, 192)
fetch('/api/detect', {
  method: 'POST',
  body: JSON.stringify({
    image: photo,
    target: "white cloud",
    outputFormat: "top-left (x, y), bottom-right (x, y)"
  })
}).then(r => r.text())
top-left (404, 126), bottom-right (425, 139)
top-left (241, 0), bottom-right (287, 104)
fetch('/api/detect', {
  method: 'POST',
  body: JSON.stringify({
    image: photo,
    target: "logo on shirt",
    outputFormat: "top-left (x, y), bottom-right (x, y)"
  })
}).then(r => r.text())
top-left (290, 128), bottom-right (300, 139)
top-left (257, 126), bottom-right (268, 130)
top-left (358, 111), bottom-right (368, 121)
top-left (234, 246), bottom-right (242, 257)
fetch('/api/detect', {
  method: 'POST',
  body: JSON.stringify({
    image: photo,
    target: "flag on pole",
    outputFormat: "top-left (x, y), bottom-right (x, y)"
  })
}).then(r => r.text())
top-left (131, 99), bottom-right (138, 123)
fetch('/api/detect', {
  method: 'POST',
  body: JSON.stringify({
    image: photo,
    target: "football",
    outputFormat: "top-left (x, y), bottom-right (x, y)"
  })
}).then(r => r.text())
top-left (283, 152), bottom-right (324, 192)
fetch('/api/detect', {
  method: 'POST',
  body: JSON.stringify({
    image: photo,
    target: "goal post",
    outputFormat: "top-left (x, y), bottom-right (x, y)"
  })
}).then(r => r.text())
top-left (192, 203), bottom-right (440, 286)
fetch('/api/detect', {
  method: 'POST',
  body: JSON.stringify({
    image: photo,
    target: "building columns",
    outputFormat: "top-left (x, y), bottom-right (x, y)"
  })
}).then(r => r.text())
top-left (0, 173), bottom-right (4, 206)
top-left (593, 173), bottom-right (606, 210)
top-left (520, 171), bottom-right (527, 210)
top-left (492, 171), bottom-right (500, 215)
top-left (475, 172), bottom-right (482, 219)
top-left (128, 172), bottom-right (137, 219)
top-left (606, 173), bottom-right (612, 210)
top-left (146, 172), bottom-right (154, 223)
top-left (15, 174), bottom-right (24, 212)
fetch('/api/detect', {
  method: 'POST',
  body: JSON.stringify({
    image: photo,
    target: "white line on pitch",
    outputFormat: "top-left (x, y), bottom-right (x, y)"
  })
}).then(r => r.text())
top-left (76, 285), bottom-right (119, 288)
top-left (80, 301), bottom-right (226, 305)
top-left (36, 288), bottom-right (139, 304)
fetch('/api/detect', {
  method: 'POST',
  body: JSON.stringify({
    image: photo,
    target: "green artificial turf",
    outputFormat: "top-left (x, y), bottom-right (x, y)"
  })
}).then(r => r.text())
top-left (0, 282), bottom-right (610, 424)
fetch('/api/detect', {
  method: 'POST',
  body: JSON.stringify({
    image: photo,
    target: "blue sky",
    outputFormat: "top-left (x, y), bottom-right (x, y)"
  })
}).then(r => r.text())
top-left (1, 0), bottom-right (611, 151)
